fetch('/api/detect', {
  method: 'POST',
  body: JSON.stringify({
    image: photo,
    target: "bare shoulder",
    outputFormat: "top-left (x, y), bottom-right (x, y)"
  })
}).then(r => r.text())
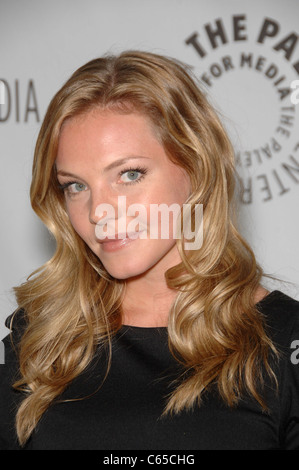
top-left (254, 286), bottom-right (270, 305)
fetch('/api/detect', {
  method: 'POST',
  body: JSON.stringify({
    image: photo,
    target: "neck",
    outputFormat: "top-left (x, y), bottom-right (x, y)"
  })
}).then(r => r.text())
top-left (121, 272), bottom-right (178, 327)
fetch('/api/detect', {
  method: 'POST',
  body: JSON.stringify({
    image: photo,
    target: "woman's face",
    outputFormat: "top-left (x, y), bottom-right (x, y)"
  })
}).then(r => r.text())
top-left (55, 109), bottom-right (191, 280)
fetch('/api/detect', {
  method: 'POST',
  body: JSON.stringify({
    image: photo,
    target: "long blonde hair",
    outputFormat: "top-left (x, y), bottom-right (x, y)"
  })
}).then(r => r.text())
top-left (13, 50), bottom-right (277, 445)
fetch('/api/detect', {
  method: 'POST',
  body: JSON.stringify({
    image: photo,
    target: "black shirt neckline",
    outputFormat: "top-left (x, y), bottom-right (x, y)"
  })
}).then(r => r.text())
top-left (120, 290), bottom-right (281, 331)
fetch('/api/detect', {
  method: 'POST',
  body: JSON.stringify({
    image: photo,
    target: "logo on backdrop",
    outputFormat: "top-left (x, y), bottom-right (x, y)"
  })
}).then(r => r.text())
top-left (0, 79), bottom-right (40, 123)
top-left (185, 15), bottom-right (299, 204)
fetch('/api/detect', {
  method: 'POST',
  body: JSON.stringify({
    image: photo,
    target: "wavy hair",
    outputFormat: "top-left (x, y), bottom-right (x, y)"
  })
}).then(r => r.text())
top-left (13, 50), bottom-right (277, 445)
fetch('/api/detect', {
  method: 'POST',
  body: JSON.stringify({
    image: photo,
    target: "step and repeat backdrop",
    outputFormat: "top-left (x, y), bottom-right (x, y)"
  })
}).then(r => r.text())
top-left (1, 0), bottom-right (299, 340)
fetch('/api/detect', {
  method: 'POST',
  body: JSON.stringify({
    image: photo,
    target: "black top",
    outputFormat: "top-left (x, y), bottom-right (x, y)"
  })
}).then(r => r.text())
top-left (1, 290), bottom-right (299, 450)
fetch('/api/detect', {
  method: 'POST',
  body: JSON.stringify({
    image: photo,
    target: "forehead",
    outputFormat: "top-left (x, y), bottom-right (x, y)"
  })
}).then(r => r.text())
top-left (61, 108), bottom-right (159, 138)
top-left (55, 109), bottom-right (172, 173)
top-left (58, 110), bottom-right (160, 152)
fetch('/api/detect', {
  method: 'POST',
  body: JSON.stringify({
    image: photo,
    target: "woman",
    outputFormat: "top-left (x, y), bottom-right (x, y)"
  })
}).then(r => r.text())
top-left (1, 50), bottom-right (299, 450)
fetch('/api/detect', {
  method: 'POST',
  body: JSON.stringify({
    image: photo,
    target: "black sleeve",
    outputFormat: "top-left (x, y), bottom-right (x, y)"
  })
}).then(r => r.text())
top-left (269, 294), bottom-right (299, 450)
top-left (0, 310), bottom-right (27, 450)
top-left (279, 315), bottom-right (299, 449)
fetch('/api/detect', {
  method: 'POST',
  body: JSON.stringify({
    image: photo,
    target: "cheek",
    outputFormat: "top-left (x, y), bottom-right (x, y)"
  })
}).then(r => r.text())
top-left (66, 205), bottom-right (89, 238)
top-left (169, 172), bottom-right (191, 203)
top-left (153, 169), bottom-right (191, 206)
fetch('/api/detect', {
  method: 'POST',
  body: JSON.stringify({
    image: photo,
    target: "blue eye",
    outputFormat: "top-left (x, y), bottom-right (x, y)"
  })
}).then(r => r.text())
top-left (71, 183), bottom-right (86, 192)
top-left (121, 170), bottom-right (140, 182)
top-left (119, 167), bottom-right (148, 184)
top-left (58, 181), bottom-right (87, 195)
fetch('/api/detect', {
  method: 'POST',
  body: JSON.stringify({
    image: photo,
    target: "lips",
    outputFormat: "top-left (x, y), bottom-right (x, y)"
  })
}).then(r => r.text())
top-left (98, 231), bottom-right (145, 252)
top-left (98, 232), bottom-right (142, 243)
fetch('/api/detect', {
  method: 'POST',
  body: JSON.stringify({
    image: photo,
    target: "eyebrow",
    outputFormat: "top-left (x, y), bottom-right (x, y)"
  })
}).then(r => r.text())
top-left (103, 156), bottom-right (150, 172)
top-left (56, 156), bottom-right (150, 178)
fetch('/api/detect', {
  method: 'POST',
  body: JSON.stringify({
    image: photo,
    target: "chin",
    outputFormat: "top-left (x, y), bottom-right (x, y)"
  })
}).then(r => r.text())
top-left (99, 250), bottom-right (168, 280)
top-left (94, 240), bottom-right (178, 280)
top-left (100, 259), bottom-right (151, 280)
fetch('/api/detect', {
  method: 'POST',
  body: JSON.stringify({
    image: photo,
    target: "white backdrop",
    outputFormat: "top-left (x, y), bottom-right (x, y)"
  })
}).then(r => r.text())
top-left (1, 0), bottom-right (299, 342)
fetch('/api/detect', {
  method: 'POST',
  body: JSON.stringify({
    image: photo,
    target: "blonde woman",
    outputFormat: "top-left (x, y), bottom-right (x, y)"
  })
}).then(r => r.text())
top-left (1, 51), bottom-right (299, 450)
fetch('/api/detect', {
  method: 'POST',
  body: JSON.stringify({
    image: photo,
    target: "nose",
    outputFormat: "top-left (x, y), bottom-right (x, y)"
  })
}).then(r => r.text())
top-left (91, 194), bottom-right (129, 241)
top-left (89, 190), bottom-right (127, 226)
top-left (89, 189), bottom-right (111, 225)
